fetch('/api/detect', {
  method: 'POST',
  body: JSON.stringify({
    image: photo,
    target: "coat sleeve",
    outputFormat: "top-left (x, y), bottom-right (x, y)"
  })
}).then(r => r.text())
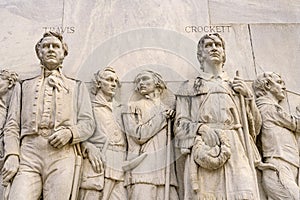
top-left (69, 82), bottom-right (95, 144)
top-left (123, 102), bottom-right (167, 145)
top-left (266, 105), bottom-right (300, 133)
top-left (85, 106), bottom-right (108, 149)
top-left (174, 95), bottom-right (202, 149)
top-left (4, 82), bottom-right (21, 158)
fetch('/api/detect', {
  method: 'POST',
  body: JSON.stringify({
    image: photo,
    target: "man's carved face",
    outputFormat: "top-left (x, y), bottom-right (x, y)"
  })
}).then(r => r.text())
top-left (135, 73), bottom-right (156, 96)
top-left (38, 36), bottom-right (65, 70)
top-left (202, 35), bottom-right (225, 65)
top-left (100, 70), bottom-right (119, 98)
top-left (270, 74), bottom-right (286, 101)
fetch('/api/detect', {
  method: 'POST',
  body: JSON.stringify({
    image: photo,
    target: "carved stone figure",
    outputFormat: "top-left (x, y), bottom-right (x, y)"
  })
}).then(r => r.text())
top-left (253, 72), bottom-right (300, 200)
top-left (0, 70), bottom-right (20, 199)
top-left (8, 32), bottom-right (95, 200)
top-left (79, 67), bottom-right (127, 200)
top-left (174, 33), bottom-right (262, 199)
top-left (122, 70), bottom-right (179, 200)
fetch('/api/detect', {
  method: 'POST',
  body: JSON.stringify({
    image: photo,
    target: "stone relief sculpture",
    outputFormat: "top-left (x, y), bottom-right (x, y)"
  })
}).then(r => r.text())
top-left (79, 66), bottom-right (127, 200)
top-left (122, 70), bottom-right (179, 200)
top-left (0, 70), bottom-right (20, 199)
top-left (253, 72), bottom-right (300, 200)
top-left (8, 32), bottom-right (95, 200)
top-left (174, 33), bottom-right (263, 199)
top-left (1, 31), bottom-right (299, 200)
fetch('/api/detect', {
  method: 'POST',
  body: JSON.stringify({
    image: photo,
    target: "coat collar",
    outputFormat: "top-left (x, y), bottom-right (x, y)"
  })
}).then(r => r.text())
top-left (92, 93), bottom-right (113, 111)
top-left (40, 65), bottom-right (69, 92)
top-left (256, 96), bottom-right (280, 108)
top-left (197, 71), bottom-right (230, 81)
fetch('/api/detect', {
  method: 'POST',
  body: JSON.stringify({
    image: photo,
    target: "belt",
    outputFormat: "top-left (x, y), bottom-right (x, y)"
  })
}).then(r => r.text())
top-left (205, 123), bottom-right (241, 130)
top-left (107, 144), bottom-right (126, 152)
top-left (99, 143), bottom-right (126, 152)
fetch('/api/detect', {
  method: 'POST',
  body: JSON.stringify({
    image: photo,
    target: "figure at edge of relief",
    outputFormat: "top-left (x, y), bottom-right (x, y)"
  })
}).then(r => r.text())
top-left (8, 32), bottom-right (95, 200)
top-left (0, 70), bottom-right (20, 200)
top-left (122, 70), bottom-right (179, 200)
top-left (174, 33), bottom-right (264, 200)
top-left (253, 72), bottom-right (300, 200)
top-left (79, 66), bottom-right (127, 200)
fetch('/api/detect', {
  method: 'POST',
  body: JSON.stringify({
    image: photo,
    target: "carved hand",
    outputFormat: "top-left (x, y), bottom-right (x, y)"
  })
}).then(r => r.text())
top-left (232, 77), bottom-right (253, 98)
top-left (81, 142), bottom-right (90, 158)
top-left (86, 144), bottom-right (104, 173)
top-left (198, 125), bottom-right (220, 147)
top-left (2, 155), bottom-right (19, 185)
top-left (163, 109), bottom-right (175, 119)
top-left (48, 129), bottom-right (72, 148)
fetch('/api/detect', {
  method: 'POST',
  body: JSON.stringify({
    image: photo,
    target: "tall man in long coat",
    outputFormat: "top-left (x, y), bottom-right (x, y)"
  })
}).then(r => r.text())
top-left (174, 33), bottom-right (262, 199)
top-left (9, 32), bottom-right (95, 200)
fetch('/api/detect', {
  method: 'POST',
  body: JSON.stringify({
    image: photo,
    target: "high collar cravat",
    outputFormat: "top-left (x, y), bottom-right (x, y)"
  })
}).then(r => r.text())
top-left (41, 65), bottom-right (69, 92)
top-left (41, 65), bottom-right (62, 78)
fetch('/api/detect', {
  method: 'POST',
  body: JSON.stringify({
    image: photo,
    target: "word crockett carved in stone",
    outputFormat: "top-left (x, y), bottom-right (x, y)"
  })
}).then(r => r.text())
top-left (122, 70), bottom-right (179, 200)
top-left (0, 70), bottom-right (20, 200)
top-left (174, 33), bottom-right (263, 199)
top-left (79, 66), bottom-right (127, 200)
top-left (8, 32), bottom-right (95, 200)
top-left (253, 72), bottom-right (300, 200)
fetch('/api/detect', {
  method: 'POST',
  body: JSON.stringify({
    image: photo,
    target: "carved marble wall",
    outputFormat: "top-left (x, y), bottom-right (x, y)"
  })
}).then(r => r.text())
top-left (0, 1), bottom-right (300, 199)
top-left (1, 1), bottom-right (299, 110)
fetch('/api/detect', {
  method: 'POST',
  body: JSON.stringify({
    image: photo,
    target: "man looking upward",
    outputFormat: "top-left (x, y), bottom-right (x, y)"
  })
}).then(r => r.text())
top-left (175, 33), bottom-right (262, 199)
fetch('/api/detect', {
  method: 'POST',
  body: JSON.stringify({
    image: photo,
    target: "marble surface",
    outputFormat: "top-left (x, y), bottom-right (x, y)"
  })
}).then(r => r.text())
top-left (0, 0), bottom-right (298, 121)
top-left (0, 1), bottom-right (299, 200)
top-left (249, 24), bottom-right (300, 94)
top-left (209, 0), bottom-right (300, 24)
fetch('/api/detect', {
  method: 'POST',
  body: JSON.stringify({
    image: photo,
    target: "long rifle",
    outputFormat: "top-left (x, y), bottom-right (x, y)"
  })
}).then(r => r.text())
top-left (164, 118), bottom-right (171, 200)
top-left (234, 71), bottom-right (254, 167)
top-left (233, 71), bottom-right (260, 198)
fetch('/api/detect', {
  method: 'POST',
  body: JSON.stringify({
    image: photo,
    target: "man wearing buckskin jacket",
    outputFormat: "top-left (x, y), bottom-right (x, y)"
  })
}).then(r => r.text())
top-left (174, 33), bottom-right (262, 200)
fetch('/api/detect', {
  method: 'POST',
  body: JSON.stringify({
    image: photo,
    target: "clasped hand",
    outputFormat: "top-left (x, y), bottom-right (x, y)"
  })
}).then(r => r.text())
top-left (163, 109), bottom-right (175, 119)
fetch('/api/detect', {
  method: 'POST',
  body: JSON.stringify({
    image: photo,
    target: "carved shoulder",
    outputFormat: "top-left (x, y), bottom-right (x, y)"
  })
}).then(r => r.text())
top-left (20, 75), bottom-right (40, 84)
top-left (175, 79), bottom-right (198, 97)
top-left (64, 74), bottom-right (80, 82)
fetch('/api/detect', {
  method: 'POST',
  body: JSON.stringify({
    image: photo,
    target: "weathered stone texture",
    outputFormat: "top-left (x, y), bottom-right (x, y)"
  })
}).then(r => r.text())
top-left (0, 1), bottom-right (299, 200)
top-left (250, 24), bottom-right (300, 94)
top-left (209, 0), bottom-right (300, 24)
